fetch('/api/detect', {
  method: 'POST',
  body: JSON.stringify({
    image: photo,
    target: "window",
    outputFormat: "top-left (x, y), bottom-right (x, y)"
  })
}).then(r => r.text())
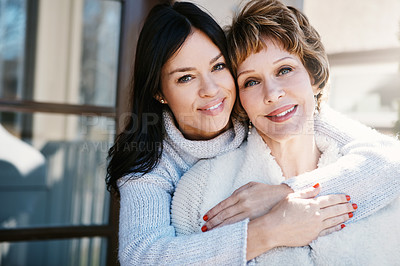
top-left (303, 0), bottom-right (400, 137)
top-left (0, 0), bottom-right (159, 265)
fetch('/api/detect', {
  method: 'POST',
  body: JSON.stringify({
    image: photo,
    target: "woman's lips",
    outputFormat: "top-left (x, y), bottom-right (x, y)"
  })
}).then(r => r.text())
top-left (198, 98), bottom-right (225, 116)
top-left (266, 105), bottom-right (297, 122)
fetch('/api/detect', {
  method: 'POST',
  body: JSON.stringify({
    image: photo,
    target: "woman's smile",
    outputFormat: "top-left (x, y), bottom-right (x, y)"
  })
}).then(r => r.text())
top-left (266, 105), bottom-right (298, 123)
top-left (198, 98), bottom-right (226, 116)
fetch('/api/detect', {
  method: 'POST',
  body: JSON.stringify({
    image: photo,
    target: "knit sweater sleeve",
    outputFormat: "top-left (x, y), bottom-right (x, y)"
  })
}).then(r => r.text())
top-left (283, 107), bottom-right (400, 223)
top-left (118, 174), bottom-right (248, 265)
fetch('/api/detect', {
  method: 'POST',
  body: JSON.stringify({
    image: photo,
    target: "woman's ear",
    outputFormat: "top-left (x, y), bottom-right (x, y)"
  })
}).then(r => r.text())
top-left (154, 93), bottom-right (167, 104)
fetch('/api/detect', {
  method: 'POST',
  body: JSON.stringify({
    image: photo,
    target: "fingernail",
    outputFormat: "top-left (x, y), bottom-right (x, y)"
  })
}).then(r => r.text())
top-left (348, 212), bottom-right (353, 218)
top-left (346, 195), bottom-right (351, 201)
top-left (203, 215), bottom-right (208, 221)
top-left (352, 203), bottom-right (358, 210)
top-left (201, 225), bottom-right (207, 232)
top-left (341, 224), bottom-right (346, 229)
top-left (313, 183), bottom-right (320, 188)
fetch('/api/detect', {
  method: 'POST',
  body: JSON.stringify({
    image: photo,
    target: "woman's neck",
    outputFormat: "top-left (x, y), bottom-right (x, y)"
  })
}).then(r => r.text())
top-left (262, 133), bottom-right (321, 179)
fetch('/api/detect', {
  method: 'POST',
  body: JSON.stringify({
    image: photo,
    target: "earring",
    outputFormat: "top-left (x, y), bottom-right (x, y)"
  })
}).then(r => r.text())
top-left (314, 94), bottom-right (319, 115)
top-left (248, 121), bottom-right (252, 135)
top-left (160, 99), bottom-right (165, 104)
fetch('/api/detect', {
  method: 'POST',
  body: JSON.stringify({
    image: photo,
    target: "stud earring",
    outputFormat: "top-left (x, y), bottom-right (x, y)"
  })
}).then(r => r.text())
top-left (248, 121), bottom-right (252, 135)
top-left (160, 99), bottom-right (165, 104)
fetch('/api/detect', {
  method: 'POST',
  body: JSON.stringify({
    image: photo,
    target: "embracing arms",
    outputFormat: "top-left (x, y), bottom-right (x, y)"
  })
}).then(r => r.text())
top-left (285, 107), bottom-right (400, 222)
top-left (203, 108), bottom-right (400, 238)
top-left (118, 108), bottom-right (400, 264)
top-left (118, 179), bottom-right (249, 265)
top-left (119, 169), bottom-right (353, 264)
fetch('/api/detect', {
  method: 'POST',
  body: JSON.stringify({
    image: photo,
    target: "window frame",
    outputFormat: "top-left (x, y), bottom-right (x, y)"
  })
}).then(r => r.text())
top-left (0, 1), bottom-right (160, 265)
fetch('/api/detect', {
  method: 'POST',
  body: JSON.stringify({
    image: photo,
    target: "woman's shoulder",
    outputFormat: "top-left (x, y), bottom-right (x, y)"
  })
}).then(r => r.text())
top-left (315, 105), bottom-right (393, 142)
top-left (117, 145), bottom-right (187, 194)
top-left (174, 141), bottom-right (248, 193)
top-left (172, 147), bottom-right (247, 235)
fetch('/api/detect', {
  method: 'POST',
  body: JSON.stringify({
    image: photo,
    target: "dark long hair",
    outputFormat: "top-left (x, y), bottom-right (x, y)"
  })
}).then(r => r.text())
top-left (106, 1), bottom-right (232, 194)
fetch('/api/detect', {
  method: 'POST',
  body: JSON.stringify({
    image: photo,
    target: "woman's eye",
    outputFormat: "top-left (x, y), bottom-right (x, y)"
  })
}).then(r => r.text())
top-left (244, 80), bottom-right (259, 88)
top-left (278, 67), bottom-right (292, 76)
top-left (212, 63), bottom-right (226, 71)
top-left (178, 75), bottom-right (193, 83)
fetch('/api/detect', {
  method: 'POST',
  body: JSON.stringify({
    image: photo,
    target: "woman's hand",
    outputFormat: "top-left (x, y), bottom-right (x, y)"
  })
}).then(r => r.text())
top-left (246, 185), bottom-right (356, 260)
top-left (202, 182), bottom-right (294, 230)
top-left (264, 190), bottom-right (354, 247)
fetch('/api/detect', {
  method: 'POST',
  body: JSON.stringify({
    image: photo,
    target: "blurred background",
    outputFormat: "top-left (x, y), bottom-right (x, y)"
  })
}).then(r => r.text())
top-left (0, 0), bottom-right (399, 265)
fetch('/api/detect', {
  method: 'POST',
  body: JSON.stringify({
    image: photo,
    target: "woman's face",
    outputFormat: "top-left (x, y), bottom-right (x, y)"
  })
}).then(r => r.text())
top-left (237, 38), bottom-right (319, 144)
top-left (160, 29), bottom-right (235, 140)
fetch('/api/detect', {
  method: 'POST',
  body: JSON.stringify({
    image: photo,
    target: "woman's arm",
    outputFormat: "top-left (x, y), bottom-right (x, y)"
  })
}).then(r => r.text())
top-left (118, 178), bottom-right (249, 265)
top-left (202, 108), bottom-right (399, 229)
top-left (119, 172), bottom-right (353, 264)
top-left (284, 107), bottom-right (400, 222)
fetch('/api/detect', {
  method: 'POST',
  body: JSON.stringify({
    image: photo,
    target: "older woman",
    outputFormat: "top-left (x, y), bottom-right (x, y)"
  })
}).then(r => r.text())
top-left (171, 0), bottom-right (400, 264)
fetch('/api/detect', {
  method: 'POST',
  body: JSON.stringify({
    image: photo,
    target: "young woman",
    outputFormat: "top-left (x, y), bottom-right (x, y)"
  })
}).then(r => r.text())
top-left (106, 1), bottom-right (400, 265)
top-left (171, 0), bottom-right (400, 264)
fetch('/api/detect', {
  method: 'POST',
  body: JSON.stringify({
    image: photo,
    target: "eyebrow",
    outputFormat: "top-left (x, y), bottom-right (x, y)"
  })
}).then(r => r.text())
top-left (168, 53), bottom-right (223, 75)
top-left (237, 70), bottom-right (254, 79)
top-left (210, 53), bottom-right (223, 64)
top-left (168, 67), bottom-right (195, 75)
top-left (237, 56), bottom-right (294, 79)
top-left (273, 56), bottom-right (293, 64)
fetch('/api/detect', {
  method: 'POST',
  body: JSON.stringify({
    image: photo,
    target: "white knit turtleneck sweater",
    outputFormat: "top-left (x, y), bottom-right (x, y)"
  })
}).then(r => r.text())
top-left (171, 122), bottom-right (400, 265)
top-left (118, 107), bottom-right (400, 265)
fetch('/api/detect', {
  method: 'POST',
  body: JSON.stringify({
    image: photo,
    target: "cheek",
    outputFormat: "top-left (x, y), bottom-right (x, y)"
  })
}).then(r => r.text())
top-left (160, 80), bottom-right (174, 102)
top-left (220, 72), bottom-right (236, 94)
top-left (292, 78), bottom-right (315, 104)
top-left (239, 91), bottom-right (257, 118)
top-left (162, 81), bottom-right (194, 107)
top-left (163, 88), bottom-right (195, 121)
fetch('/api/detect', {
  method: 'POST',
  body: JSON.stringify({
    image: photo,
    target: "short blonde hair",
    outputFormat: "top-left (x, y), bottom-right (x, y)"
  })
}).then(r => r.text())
top-left (226, 0), bottom-right (329, 117)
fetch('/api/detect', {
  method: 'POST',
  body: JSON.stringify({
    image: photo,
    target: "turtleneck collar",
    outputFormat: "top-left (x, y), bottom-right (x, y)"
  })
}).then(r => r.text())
top-left (162, 109), bottom-right (247, 159)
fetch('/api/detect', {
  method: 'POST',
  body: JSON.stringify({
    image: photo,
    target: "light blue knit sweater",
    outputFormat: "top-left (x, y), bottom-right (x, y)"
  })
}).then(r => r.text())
top-left (118, 107), bottom-right (400, 265)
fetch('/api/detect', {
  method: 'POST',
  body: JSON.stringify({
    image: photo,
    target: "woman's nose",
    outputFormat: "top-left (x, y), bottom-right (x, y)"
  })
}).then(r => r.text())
top-left (199, 75), bottom-right (219, 98)
top-left (263, 80), bottom-right (285, 104)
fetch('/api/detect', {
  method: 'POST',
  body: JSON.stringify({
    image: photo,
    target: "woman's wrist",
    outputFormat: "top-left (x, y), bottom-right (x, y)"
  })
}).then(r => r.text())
top-left (245, 184), bottom-right (294, 260)
top-left (277, 183), bottom-right (294, 196)
top-left (268, 184), bottom-right (293, 207)
top-left (246, 214), bottom-right (278, 260)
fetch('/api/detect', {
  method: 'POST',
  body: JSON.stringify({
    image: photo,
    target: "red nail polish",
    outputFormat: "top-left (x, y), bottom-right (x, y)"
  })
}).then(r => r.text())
top-left (352, 203), bottom-right (358, 210)
top-left (346, 195), bottom-right (351, 201)
top-left (201, 225), bottom-right (207, 232)
top-left (203, 215), bottom-right (208, 221)
top-left (348, 212), bottom-right (353, 218)
top-left (341, 224), bottom-right (346, 229)
top-left (313, 183), bottom-right (320, 188)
